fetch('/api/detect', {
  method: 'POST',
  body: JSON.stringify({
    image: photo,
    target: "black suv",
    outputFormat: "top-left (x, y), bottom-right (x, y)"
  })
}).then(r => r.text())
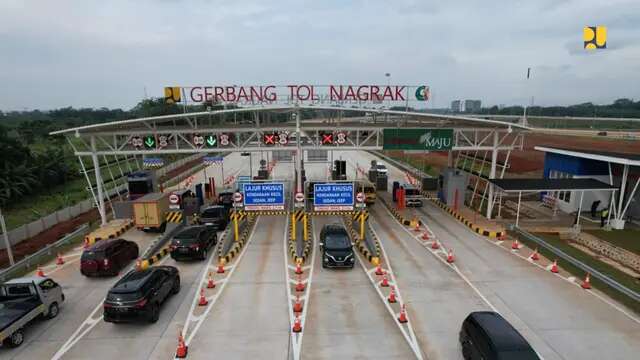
top-left (103, 266), bottom-right (180, 323)
top-left (319, 224), bottom-right (355, 269)
top-left (170, 226), bottom-right (217, 261)
top-left (460, 311), bottom-right (539, 360)
top-left (198, 205), bottom-right (229, 230)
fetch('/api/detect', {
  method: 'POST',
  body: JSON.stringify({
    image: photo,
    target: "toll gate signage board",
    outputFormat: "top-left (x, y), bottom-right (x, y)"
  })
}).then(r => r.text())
top-left (313, 183), bottom-right (354, 211)
top-left (242, 182), bottom-right (285, 210)
top-left (383, 128), bottom-right (454, 151)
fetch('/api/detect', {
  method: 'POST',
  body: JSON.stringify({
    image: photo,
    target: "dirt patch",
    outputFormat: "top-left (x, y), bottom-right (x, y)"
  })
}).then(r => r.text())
top-left (569, 241), bottom-right (640, 279)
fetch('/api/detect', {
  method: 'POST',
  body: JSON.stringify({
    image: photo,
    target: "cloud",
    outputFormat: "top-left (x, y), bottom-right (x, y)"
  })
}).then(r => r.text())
top-left (0, 0), bottom-right (638, 110)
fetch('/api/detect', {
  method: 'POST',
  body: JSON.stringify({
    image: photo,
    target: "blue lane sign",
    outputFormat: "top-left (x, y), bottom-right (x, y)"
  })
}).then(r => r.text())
top-left (313, 182), bottom-right (354, 211)
top-left (242, 182), bottom-right (285, 210)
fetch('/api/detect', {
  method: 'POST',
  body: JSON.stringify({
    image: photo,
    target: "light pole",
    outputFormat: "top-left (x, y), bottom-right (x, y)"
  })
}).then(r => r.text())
top-left (0, 208), bottom-right (15, 265)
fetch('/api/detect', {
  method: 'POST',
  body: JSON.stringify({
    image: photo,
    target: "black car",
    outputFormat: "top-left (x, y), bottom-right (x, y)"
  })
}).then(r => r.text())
top-left (319, 224), bottom-right (355, 269)
top-left (103, 266), bottom-right (180, 323)
top-left (460, 311), bottom-right (540, 360)
top-left (198, 205), bottom-right (229, 230)
top-left (170, 226), bottom-right (217, 261)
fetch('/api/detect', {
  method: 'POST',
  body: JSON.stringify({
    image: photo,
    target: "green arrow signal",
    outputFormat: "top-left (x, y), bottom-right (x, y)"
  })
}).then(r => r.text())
top-left (144, 136), bottom-right (155, 148)
top-left (206, 135), bottom-right (217, 147)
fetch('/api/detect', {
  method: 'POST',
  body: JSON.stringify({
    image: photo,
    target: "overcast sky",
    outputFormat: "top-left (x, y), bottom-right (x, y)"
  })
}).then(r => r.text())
top-left (0, 0), bottom-right (638, 111)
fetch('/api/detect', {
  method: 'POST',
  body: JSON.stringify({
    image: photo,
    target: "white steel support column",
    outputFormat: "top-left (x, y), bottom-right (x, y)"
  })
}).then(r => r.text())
top-left (617, 164), bottom-right (629, 219)
top-left (486, 131), bottom-right (499, 219)
top-left (516, 191), bottom-right (522, 227)
top-left (91, 136), bottom-right (107, 226)
top-left (576, 191), bottom-right (584, 226)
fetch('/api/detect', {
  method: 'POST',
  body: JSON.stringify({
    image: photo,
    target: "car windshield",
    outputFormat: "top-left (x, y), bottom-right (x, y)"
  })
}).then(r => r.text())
top-left (173, 229), bottom-right (200, 244)
top-left (377, 165), bottom-right (386, 169)
top-left (405, 188), bottom-right (420, 196)
top-left (202, 208), bottom-right (223, 217)
top-left (325, 232), bottom-right (351, 249)
top-left (81, 250), bottom-right (104, 260)
top-left (1, 284), bottom-right (36, 299)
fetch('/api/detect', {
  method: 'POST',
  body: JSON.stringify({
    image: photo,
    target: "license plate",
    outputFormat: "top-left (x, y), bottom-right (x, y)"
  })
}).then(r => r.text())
top-left (205, 223), bottom-right (213, 226)
top-left (178, 248), bottom-right (189, 253)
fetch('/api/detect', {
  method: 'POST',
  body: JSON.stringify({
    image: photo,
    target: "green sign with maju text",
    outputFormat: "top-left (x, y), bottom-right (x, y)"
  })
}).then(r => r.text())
top-left (383, 128), bottom-right (454, 151)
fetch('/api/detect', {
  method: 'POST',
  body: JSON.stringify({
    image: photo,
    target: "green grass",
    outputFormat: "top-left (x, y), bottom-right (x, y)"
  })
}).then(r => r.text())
top-left (515, 232), bottom-right (640, 314)
top-left (584, 229), bottom-right (640, 256)
top-left (3, 159), bottom-right (138, 230)
top-left (384, 152), bottom-right (437, 177)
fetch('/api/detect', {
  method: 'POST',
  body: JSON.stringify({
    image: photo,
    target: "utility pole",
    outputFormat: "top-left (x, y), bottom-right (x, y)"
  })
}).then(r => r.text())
top-left (0, 208), bottom-right (15, 265)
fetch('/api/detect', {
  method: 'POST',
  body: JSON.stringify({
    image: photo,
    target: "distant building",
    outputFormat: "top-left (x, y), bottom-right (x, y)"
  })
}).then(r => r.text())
top-left (464, 100), bottom-right (481, 113)
top-left (451, 100), bottom-right (462, 113)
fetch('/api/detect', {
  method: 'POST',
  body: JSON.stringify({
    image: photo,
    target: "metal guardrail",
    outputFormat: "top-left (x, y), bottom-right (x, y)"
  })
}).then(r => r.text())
top-left (369, 151), bottom-right (432, 179)
top-left (511, 226), bottom-right (640, 303)
top-left (0, 224), bottom-right (90, 282)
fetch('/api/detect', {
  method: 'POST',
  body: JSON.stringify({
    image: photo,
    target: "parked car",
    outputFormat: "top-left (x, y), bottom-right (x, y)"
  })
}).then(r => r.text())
top-left (319, 224), bottom-right (355, 269)
top-left (80, 239), bottom-right (139, 277)
top-left (198, 205), bottom-right (230, 230)
top-left (103, 266), bottom-right (180, 323)
top-left (0, 277), bottom-right (64, 347)
top-left (170, 226), bottom-right (217, 261)
top-left (460, 311), bottom-right (540, 360)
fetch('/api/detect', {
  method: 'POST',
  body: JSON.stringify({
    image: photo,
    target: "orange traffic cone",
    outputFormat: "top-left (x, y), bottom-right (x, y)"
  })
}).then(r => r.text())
top-left (388, 286), bottom-right (397, 303)
top-left (380, 275), bottom-right (390, 287)
top-left (293, 295), bottom-right (303, 312)
top-left (198, 288), bottom-right (208, 306)
top-left (421, 231), bottom-right (429, 240)
top-left (207, 272), bottom-right (216, 289)
top-left (446, 249), bottom-right (455, 263)
top-left (581, 273), bottom-right (592, 289)
top-left (431, 240), bottom-right (440, 250)
top-left (36, 266), bottom-right (45, 277)
top-left (398, 304), bottom-right (408, 323)
top-left (295, 274), bottom-right (306, 292)
top-left (295, 263), bottom-right (303, 275)
top-left (175, 331), bottom-right (188, 358)
top-left (292, 314), bottom-right (302, 333)
top-left (216, 262), bottom-right (225, 274)
top-left (530, 248), bottom-right (540, 261)
top-left (511, 239), bottom-right (520, 250)
top-left (56, 253), bottom-right (65, 265)
top-left (413, 220), bottom-right (421, 232)
top-left (375, 264), bottom-right (384, 276)
top-left (550, 260), bottom-right (559, 273)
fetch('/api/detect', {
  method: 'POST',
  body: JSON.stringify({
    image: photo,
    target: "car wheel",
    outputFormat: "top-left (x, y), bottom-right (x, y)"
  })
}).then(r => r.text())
top-left (47, 302), bottom-right (59, 319)
top-left (4, 329), bottom-right (24, 348)
top-left (148, 303), bottom-right (160, 323)
top-left (171, 277), bottom-right (181, 295)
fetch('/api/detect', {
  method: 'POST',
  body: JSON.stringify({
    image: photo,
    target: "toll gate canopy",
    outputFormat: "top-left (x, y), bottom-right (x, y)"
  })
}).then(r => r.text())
top-left (489, 178), bottom-right (617, 192)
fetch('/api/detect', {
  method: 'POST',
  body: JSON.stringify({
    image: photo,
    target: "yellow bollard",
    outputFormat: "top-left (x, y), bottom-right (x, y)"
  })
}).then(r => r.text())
top-left (291, 214), bottom-right (296, 241)
top-left (234, 214), bottom-right (239, 242)
top-left (360, 212), bottom-right (365, 240)
top-left (303, 214), bottom-right (308, 241)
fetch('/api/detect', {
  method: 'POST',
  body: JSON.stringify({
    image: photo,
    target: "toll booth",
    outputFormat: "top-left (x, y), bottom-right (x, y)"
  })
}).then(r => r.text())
top-left (440, 167), bottom-right (467, 208)
top-left (169, 189), bottom-right (195, 210)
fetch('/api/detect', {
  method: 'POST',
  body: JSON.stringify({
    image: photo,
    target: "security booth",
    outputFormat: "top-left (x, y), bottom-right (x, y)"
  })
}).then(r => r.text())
top-left (536, 146), bottom-right (640, 229)
top-left (489, 178), bottom-right (617, 228)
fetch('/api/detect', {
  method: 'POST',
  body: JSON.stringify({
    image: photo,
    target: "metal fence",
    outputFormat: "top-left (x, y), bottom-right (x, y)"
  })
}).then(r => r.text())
top-left (0, 224), bottom-right (89, 282)
top-left (511, 226), bottom-right (640, 303)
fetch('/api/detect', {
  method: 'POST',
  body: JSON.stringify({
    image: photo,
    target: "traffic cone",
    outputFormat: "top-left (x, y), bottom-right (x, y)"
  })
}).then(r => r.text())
top-left (295, 274), bottom-right (306, 292)
top-left (398, 304), bottom-right (408, 323)
top-left (413, 219), bottom-right (421, 232)
top-left (581, 273), bottom-right (592, 289)
top-left (216, 261), bottom-right (225, 274)
top-left (295, 263), bottom-right (303, 275)
top-left (388, 286), bottom-right (397, 303)
top-left (198, 288), bottom-right (208, 306)
top-left (293, 295), bottom-right (303, 312)
top-left (530, 248), bottom-right (540, 261)
top-left (446, 249), bottom-right (455, 263)
top-left (421, 231), bottom-right (429, 240)
top-left (375, 264), bottom-right (384, 276)
top-left (431, 240), bottom-right (440, 250)
top-left (207, 272), bottom-right (216, 289)
top-left (511, 239), bottom-right (520, 250)
top-left (550, 260), bottom-right (559, 273)
top-left (292, 314), bottom-right (303, 333)
top-left (36, 266), bottom-right (45, 277)
top-left (175, 331), bottom-right (188, 358)
top-left (380, 274), bottom-right (390, 287)
top-left (56, 253), bottom-right (65, 265)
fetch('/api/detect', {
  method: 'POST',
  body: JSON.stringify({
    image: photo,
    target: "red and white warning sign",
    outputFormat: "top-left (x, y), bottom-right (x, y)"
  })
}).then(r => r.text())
top-left (169, 193), bottom-right (180, 204)
top-left (356, 192), bottom-right (366, 203)
top-left (295, 192), bottom-right (305, 203)
top-left (233, 192), bottom-right (243, 203)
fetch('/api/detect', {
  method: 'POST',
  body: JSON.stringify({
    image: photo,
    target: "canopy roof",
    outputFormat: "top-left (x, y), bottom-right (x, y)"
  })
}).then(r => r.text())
top-left (490, 178), bottom-right (617, 193)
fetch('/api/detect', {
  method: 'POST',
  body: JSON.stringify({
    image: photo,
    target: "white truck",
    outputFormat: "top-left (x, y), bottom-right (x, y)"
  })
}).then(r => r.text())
top-left (0, 276), bottom-right (65, 347)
